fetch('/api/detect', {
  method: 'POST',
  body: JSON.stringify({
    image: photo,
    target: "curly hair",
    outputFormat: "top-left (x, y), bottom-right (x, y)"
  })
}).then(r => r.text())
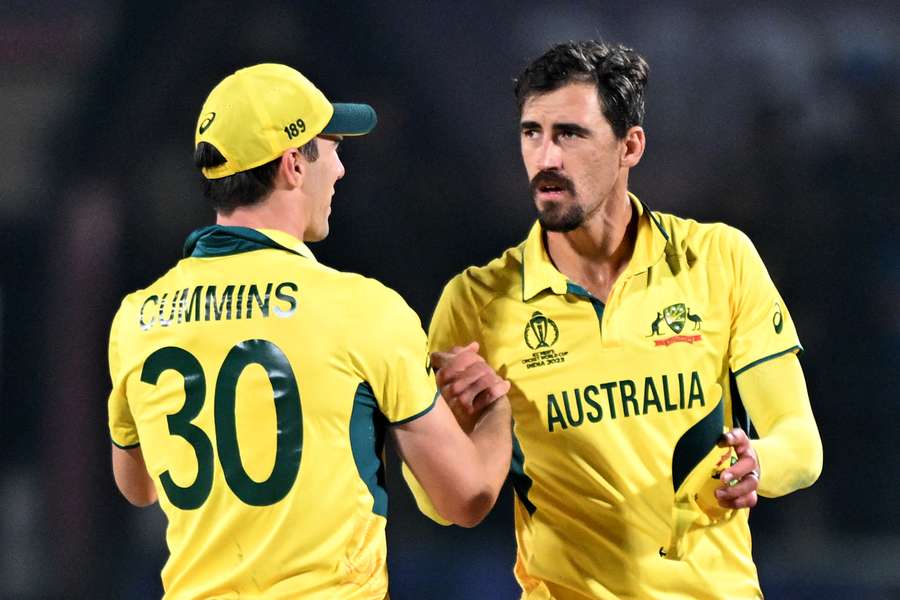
top-left (514, 40), bottom-right (649, 139)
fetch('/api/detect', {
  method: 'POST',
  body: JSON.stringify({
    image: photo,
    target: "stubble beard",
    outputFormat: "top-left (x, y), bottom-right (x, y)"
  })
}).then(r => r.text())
top-left (537, 199), bottom-right (585, 232)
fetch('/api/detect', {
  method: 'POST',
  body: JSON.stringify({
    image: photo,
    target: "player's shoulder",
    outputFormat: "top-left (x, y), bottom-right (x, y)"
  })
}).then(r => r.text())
top-left (441, 242), bottom-right (524, 310)
top-left (653, 210), bottom-right (754, 258)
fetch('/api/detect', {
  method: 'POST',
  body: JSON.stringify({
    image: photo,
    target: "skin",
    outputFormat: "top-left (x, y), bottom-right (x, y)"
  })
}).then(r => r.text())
top-left (112, 135), bottom-right (513, 526)
top-left (518, 81), bottom-right (759, 510)
top-left (217, 135), bottom-right (346, 242)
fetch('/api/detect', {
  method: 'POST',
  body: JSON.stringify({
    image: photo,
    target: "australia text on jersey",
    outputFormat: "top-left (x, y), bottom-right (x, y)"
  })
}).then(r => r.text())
top-left (546, 370), bottom-right (707, 432)
top-left (138, 281), bottom-right (298, 331)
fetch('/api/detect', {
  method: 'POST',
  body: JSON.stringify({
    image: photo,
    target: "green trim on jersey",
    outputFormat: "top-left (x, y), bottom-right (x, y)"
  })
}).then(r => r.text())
top-left (111, 439), bottom-right (140, 450)
top-left (671, 397), bottom-right (725, 492)
top-left (510, 433), bottom-right (536, 515)
top-left (390, 390), bottom-right (438, 425)
top-left (183, 225), bottom-right (306, 259)
top-left (566, 282), bottom-right (605, 327)
top-left (349, 382), bottom-right (389, 517)
top-left (733, 345), bottom-right (802, 377)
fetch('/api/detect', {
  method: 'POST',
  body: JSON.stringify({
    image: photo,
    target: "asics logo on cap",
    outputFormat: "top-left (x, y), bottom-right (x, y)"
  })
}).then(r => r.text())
top-left (198, 112), bottom-right (216, 134)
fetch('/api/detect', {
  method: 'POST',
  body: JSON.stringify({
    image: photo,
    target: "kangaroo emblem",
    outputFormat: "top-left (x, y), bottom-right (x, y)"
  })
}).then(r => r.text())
top-left (686, 309), bottom-right (703, 331)
top-left (648, 312), bottom-right (663, 336)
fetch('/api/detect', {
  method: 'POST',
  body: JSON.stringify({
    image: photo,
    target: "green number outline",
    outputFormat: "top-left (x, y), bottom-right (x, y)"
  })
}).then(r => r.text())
top-left (141, 347), bottom-right (213, 510)
top-left (141, 340), bottom-right (302, 509)
top-left (215, 339), bottom-right (302, 506)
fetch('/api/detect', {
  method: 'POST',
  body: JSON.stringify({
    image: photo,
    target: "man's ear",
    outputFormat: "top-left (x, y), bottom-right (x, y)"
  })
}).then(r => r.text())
top-left (277, 149), bottom-right (304, 188)
top-left (621, 126), bottom-right (645, 168)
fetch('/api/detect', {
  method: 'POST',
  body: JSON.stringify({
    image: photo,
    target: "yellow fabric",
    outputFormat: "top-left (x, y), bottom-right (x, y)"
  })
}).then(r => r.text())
top-left (735, 352), bottom-right (823, 497)
top-left (419, 193), bottom-right (814, 599)
top-left (108, 226), bottom-right (435, 599)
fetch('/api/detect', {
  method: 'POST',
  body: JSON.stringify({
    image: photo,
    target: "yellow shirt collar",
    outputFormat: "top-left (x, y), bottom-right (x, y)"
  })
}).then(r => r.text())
top-left (521, 192), bottom-right (669, 301)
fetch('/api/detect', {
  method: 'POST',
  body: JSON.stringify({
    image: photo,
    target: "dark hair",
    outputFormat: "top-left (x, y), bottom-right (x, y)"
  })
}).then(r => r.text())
top-left (194, 139), bottom-right (320, 214)
top-left (514, 40), bottom-right (649, 139)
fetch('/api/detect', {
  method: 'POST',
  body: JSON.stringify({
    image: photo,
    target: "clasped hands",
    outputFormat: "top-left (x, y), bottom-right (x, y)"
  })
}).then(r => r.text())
top-left (431, 342), bottom-right (510, 433)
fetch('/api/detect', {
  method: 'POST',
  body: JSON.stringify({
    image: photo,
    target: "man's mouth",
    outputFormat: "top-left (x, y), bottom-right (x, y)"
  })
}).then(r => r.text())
top-left (530, 172), bottom-right (574, 199)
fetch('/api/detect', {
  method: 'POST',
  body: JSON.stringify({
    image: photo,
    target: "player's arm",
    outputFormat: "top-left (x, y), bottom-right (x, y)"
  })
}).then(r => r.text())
top-left (729, 352), bottom-right (822, 499)
top-left (391, 348), bottom-right (512, 528)
top-left (111, 445), bottom-right (158, 507)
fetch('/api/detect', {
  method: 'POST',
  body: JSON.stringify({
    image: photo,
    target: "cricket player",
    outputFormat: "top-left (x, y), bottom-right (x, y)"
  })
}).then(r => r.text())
top-left (410, 41), bottom-right (823, 599)
top-left (107, 63), bottom-right (511, 599)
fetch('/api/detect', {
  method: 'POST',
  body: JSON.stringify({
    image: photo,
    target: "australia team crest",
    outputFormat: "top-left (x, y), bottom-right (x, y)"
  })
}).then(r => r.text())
top-left (649, 303), bottom-right (703, 346)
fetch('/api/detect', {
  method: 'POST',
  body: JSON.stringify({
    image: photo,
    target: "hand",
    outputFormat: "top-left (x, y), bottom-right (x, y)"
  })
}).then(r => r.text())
top-left (714, 428), bottom-right (760, 510)
top-left (431, 342), bottom-right (511, 433)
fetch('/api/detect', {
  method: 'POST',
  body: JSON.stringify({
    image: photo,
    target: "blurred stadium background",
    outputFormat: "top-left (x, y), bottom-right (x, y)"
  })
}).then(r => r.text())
top-left (1, 1), bottom-right (898, 598)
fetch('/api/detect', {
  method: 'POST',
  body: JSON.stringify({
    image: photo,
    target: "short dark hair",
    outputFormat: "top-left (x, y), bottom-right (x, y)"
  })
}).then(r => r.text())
top-left (194, 139), bottom-right (320, 214)
top-left (514, 40), bottom-right (649, 139)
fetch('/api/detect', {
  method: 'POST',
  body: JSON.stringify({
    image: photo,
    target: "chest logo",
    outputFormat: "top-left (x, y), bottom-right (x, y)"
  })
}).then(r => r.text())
top-left (522, 311), bottom-right (567, 370)
top-left (525, 311), bottom-right (559, 349)
top-left (649, 303), bottom-right (703, 346)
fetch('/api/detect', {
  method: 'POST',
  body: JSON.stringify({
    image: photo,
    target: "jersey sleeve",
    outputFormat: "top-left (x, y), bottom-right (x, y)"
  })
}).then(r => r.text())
top-left (726, 228), bottom-right (802, 375)
top-left (360, 288), bottom-right (436, 424)
top-left (107, 303), bottom-right (139, 448)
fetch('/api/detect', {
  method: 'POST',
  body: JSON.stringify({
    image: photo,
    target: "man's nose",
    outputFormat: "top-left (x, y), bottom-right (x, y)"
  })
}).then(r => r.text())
top-left (535, 139), bottom-right (563, 171)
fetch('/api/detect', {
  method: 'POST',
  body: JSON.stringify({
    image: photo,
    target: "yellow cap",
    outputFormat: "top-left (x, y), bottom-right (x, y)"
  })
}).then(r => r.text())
top-left (195, 63), bottom-right (377, 179)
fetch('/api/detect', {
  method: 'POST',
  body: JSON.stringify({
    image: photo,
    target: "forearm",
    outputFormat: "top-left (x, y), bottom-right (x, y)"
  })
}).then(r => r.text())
top-left (468, 396), bottom-right (513, 503)
top-left (736, 353), bottom-right (823, 498)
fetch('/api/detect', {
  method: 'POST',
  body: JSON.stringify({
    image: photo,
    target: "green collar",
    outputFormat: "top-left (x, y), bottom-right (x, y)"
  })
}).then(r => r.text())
top-left (183, 225), bottom-right (307, 259)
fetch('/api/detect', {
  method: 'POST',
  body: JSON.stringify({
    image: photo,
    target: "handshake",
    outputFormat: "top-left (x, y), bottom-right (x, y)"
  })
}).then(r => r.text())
top-left (431, 341), bottom-right (511, 433)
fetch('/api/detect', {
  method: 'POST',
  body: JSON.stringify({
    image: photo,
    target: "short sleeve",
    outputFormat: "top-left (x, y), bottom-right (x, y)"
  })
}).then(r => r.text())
top-left (727, 229), bottom-right (802, 375)
top-left (427, 273), bottom-right (482, 355)
top-left (107, 305), bottom-right (139, 448)
top-left (361, 289), bottom-right (437, 424)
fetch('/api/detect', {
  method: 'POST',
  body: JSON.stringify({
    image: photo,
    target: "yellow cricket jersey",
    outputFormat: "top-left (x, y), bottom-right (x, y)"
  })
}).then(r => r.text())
top-left (426, 194), bottom-right (802, 599)
top-left (107, 226), bottom-right (435, 600)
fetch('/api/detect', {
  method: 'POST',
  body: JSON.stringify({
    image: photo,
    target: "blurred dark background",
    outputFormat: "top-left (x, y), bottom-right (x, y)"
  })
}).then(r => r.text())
top-left (2, 1), bottom-right (898, 598)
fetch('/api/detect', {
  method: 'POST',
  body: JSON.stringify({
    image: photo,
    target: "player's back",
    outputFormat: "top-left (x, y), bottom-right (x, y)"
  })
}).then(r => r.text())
top-left (108, 227), bottom-right (432, 599)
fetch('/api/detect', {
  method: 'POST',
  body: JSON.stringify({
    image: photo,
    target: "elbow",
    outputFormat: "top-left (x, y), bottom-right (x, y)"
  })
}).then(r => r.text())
top-left (120, 486), bottom-right (158, 508)
top-left (799, 435), bottom-right (824, 490)
top-left (439, 485), bottom-right (498, 528)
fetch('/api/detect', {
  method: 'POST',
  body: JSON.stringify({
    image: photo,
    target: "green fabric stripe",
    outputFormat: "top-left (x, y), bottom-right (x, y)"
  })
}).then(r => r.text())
top-left (390, 390), bottom-right (438, 426)
top-left (671, 397), bottom-right (724, 492)
top-left (349, 382), bottom-right (388, 517)
top-left (733, 345), bottom-right (803, 377)
top-left (640, 200), bottom-right (670, 241)
top-left (111, 438), bottom-right (140, 450)
top-left (509, 431), bottom-right (536, 516)
top-left (566, 282), bottom-right (605, 328)
top-left (183, 225), bottom-right (306, 259)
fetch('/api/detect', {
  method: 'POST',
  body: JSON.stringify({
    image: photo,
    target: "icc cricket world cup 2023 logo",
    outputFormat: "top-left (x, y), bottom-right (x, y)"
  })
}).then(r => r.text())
top-left (525, 311), bottom-right (559, 350)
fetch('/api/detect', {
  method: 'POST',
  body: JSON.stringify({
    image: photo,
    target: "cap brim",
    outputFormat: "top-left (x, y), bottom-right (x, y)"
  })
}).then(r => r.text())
top-left (322, 103), bottom-right (377, 136)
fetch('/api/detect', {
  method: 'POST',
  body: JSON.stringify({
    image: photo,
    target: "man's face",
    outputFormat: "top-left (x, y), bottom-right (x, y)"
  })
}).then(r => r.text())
top-left (300, 135), bottom-right (345, 242)
top-left (520, 82), bottom-right (624, 232)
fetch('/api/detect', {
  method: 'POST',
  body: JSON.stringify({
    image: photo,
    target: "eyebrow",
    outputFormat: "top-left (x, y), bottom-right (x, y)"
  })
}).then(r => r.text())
top-left (519, 121), bottom-right (592, 137)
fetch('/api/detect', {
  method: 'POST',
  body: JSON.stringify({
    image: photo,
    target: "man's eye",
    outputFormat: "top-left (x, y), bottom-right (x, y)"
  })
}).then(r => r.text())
top-left (522, 129), bottom-right (538, 138)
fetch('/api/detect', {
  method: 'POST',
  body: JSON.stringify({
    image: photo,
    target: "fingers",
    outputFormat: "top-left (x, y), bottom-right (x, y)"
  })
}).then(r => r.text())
top-left (441, 364), bottom-right (502, 410)
top-left (432, 342), bottom-right (509, 412)
top-left (718, 428), bottom-right (751, 455)
top-left (471, 380), bottom-right (511, 412)
top-left (430, 342), bottom-right (479, 372)
top-left (715, 470), bottom-right (759, 509)
top-left (715, 427), bottom-right (760, 509)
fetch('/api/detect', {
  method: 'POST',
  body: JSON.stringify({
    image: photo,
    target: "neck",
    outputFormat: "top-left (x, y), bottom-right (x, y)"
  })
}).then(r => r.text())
top-left (545, 192), bottom-right (637, 301)
top-left (216, 190), bottom-right (306, 240)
